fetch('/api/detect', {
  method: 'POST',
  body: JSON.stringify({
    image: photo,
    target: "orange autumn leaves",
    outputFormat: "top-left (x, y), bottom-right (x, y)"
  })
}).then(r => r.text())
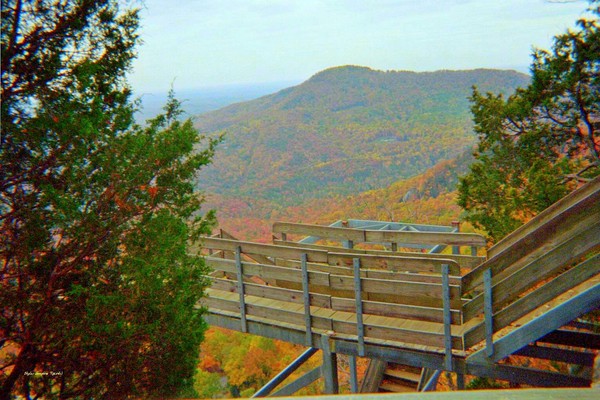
top-left (198, 327), bottom-right (322, 395)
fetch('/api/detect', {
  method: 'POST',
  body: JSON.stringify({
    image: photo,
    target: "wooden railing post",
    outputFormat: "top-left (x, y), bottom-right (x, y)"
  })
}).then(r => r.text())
top-left (349, 355), bottom-right (359, 393)
top-left (301, 253), bottom-right (312, 347)
top-left (451, 221), bottom-right (460, 255)
top-left (235, 246), bottom-right (248, 333)
top-left (484, 268), bottom-right (494, 357)
top-left (442, 264), bottom-right (452, 371)
top-left (353, 257), bottom-right (365, 357)
top-left (321, 334), bottom-right (339, 394)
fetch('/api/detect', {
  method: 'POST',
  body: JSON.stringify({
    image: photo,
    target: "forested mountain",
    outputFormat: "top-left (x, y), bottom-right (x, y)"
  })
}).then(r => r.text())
top-left (205, 150), bottom-right (475, 241)
top-left (195, 66), bottom-right (529, 205)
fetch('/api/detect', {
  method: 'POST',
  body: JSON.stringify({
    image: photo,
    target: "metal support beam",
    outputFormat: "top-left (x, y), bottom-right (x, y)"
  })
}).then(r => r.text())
top-left (252, 347), bottom-right (318, 398)
top-left (270, 366), bottom-right (321, 397)
top-left (321, 334), bottom-right (339, 394)
top-left (417, 368), bottom-right (436, 391)
top-left (353, 257), bottom-right (365, 357)
top-left (421, 369), bottom-right (442, 391)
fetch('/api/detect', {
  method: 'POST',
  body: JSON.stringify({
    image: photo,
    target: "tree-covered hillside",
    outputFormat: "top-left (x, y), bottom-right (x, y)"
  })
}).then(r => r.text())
top-left (195, 66), bottom-right (529, 205)
top-left (204, 150), bottom-right (475, 241)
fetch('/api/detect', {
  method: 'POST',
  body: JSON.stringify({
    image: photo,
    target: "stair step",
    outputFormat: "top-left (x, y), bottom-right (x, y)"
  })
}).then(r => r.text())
top-left (384, 369), bottom-right (421, 383)
top-left (379, 382), bottom-right (416, 393)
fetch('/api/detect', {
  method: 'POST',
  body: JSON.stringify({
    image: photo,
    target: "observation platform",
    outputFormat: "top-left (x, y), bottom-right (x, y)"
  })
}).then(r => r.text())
top-left (197, 176), bottom-right (600, 396)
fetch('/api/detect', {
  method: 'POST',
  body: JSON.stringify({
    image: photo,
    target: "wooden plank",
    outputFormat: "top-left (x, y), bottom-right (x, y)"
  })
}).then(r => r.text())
top-left (365, 270), bottom-right (462, 286)
top-left (245, 300), bottom-right (308, 329)
top-left (274, 221), bottom-right (486, 248)
top-left (515, 345), bottom-right (597, 366)
top-left (330, 297), bottom-right (462, 324)
top-left (274, 221), bottom-right (366, 242)
top-left (488, 175), bottom-right (600, 259)
top-left (208, 277), bottom-right (332, 308)
top-left (328, 253), bottom-right (461, 275)
top-left (332, 317), bottom-right (464, 350)
top-left (463, 255), bottom-right (600, 349)
top-left (201, 236), bottom-right (329, 263)
top-left (379, 382), bottom-right (415, 392)
top-left (208, 257), bottom-right (462, 308)
top-left (218, 229), bottom-right (275, 265)
top-left (384, 368), bottom-right (421, 383)
top-left (468, 283), bottom-right (600, 363)
top-left (463, 184), bottom-right (600, 293)
top-left (465, 363), bottom-right (592, 388)
top-left (463, 227), bottom-right (600, 323)
top-left (365, 230), bottom-right (486, 247)
top-left (329, 274), bottom-right (461, 300)
top-left (274, 257), bottom-right (352, 275)
top-left (276, 257), bottom-right (463, 286)
top-left (203, 311), bottom-right (312, 347)
top-left (489, 208), bottom-right (600, 291)
top-left (207, 289), bottom-right (335, 331)
top-left (538, 330), bottom-right (600, 350)
top-left (273, 239), bottom-right (485, 269)
top-left (206, 289), bottom-right (464, 349)
top-left (206, 257), bottom-right (331, 287)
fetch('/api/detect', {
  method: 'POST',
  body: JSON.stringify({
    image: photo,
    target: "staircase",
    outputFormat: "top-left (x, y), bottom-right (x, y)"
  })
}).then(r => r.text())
top-left (379, 364), bottom-right (421, 393)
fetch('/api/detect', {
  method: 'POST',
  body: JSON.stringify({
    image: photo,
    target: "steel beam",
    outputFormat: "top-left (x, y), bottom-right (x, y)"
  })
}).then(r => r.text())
top-left (252, 347), bottom-right (318, 398)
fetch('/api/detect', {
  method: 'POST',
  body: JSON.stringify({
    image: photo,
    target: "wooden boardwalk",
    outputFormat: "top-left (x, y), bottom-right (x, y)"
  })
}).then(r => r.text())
top-left (198, 176), bottom-right (600, 395)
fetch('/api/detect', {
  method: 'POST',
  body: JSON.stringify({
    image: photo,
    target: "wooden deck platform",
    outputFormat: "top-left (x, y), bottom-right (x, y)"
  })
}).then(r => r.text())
top-left (198, 176), bottom-right (600, 395)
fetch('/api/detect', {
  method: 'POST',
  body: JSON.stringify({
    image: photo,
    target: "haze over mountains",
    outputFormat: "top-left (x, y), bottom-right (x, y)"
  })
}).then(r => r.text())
top-left (195, 66), bottom-right (529, 210)
top-left (134, 81), bottom-right (299, 123)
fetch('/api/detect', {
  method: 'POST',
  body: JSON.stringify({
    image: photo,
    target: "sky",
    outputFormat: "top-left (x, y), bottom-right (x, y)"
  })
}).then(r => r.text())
top-left (128, 0), bottom-right (591, 94)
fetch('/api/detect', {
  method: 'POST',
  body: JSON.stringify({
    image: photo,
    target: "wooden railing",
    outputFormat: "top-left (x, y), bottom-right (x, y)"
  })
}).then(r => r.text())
top-left (200, 176), bottom-right (600, 371)
top-left (200, 236), bottom-right (464, 369)
top-left (460, 176), bottom-right (600, 354)
top-left (273, 221), bottom-right (487, 256)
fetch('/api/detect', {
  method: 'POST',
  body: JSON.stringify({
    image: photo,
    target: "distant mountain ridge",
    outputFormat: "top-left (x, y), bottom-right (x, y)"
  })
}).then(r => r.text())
top-left (195, 66), bottom-right (529, 205)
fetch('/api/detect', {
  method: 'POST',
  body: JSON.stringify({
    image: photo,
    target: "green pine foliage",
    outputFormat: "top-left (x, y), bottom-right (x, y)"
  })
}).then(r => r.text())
top-left (1, 1), bottom-right (218, 398)
top-left (458, 1), bottom-right (599, 242)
